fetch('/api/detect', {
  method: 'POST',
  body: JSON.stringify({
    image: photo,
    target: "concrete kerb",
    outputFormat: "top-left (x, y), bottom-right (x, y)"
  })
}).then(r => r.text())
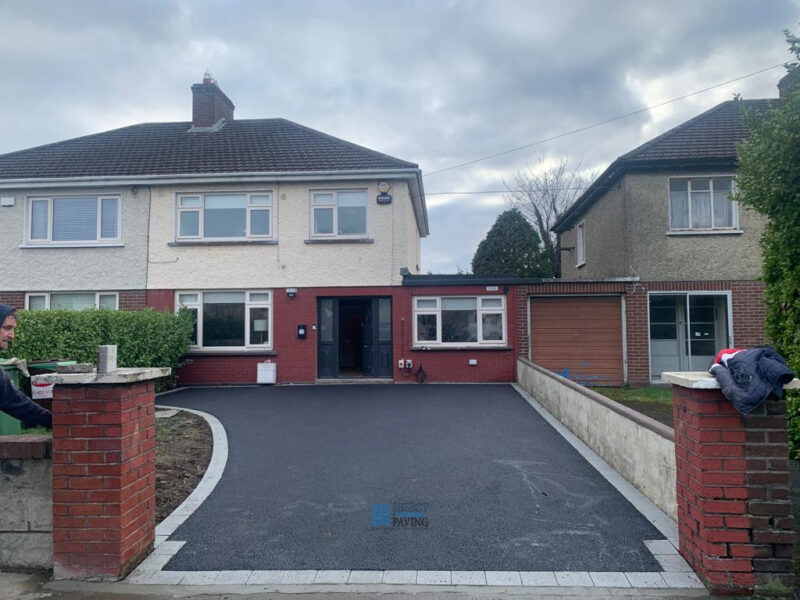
top-left (65, 384), bottom-right (708, 597)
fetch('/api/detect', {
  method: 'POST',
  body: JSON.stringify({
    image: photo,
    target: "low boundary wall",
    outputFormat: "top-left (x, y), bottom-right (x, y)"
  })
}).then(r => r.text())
top-left (517, 358), bottom-right (677, 519)
top-left (0, 435), bottom-right (52, 570)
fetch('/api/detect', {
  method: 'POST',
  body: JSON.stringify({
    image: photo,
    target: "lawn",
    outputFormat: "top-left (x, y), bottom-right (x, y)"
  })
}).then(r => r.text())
top-left (592, 385), bottom-right (674, 427)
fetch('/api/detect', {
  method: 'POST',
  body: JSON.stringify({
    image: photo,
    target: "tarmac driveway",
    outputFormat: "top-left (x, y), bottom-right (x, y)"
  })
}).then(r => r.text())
top-left (158, 384), bottom-right (666, 572)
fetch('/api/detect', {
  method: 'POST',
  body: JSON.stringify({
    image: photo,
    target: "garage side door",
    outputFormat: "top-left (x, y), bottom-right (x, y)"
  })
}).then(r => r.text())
top-left (530, 296), bottom-right (624, 386)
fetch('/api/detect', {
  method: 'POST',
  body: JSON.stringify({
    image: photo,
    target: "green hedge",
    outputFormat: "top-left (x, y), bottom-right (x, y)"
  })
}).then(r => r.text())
top-left (0, 309), bottom-right (194, 389)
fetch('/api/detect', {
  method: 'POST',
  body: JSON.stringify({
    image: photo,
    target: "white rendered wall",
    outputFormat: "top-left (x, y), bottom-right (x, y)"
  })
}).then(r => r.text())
top-left (0, 187), bottom-right (148, 292)
top-left (146, 180), bottom-right (421, 290)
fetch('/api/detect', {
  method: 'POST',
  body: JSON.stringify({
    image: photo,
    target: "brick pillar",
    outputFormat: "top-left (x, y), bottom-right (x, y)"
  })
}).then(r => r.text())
top-left (41, 367), bottom-right (169, 580)
top-left (668, 373), bottom-right (796, 596)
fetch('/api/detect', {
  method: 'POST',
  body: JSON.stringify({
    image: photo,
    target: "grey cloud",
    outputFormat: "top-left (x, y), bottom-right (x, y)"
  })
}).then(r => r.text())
top-left (0, 0), bottom-right (797, 272)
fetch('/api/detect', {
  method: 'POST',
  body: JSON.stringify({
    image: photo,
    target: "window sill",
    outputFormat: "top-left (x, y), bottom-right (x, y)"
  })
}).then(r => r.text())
top-left (169, 240), bottom-right (278, 246)
top-left (304, 238), bottom-right (374, 244)
top-left (666, 229), bottom-right (743, 236)
top-left (411, 345), bottom-right (512, 352)
top-left (19, 243), bottom-right (124, 249)
top-left (185, 348), bottom-right (277, 356)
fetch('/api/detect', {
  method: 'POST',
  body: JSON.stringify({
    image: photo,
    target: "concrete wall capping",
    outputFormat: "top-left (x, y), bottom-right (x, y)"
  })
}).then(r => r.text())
top-left (519, 357), bottom-right (674, 441)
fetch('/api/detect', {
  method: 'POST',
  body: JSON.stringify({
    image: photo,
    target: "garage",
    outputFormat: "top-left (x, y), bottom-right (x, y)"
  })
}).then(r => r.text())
top-left (530, 296), bottom-right (624, 386)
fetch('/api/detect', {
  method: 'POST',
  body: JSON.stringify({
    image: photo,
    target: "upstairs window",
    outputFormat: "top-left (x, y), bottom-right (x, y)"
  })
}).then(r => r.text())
top-left (27, 196), bottom-right (120, 244)
top-left (26, 292), bottom-right (118, 311)
top-left (576, 220), bottom-right (586, 267)
top-left (414, 296), bottom-right (506, 346)
top-left (311, 190), bottom-right (367, 237)
top-left (177, 193), bottom-right (273, 241)
top-left (669, 177), bottom-right (737, 231)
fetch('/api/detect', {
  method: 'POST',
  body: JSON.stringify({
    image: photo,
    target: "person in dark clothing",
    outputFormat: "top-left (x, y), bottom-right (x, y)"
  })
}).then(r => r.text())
top-left (0, 304), bottom-right (52, 429)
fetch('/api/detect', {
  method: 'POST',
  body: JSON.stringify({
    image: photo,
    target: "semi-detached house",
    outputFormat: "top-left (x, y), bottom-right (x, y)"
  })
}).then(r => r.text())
top-left (0, 76), bottom-right (520, 384)
top-left (544, 75), bottom-right (798, 386)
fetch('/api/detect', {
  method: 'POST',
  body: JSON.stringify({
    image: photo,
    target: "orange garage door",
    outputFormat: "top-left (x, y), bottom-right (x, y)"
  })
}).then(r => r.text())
top-left (530, 296), bottom-right (624, 386)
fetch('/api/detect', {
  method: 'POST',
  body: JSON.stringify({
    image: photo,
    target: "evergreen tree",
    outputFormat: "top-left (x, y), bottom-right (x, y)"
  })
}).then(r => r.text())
top-left (735, 29), bottom-right (800, 456)
top-left (471, 208), bottom-right (549, 277)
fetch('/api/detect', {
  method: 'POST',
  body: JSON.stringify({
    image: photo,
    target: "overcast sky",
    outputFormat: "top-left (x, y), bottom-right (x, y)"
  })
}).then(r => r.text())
top-left (1, 0), bottom-right (798, 272)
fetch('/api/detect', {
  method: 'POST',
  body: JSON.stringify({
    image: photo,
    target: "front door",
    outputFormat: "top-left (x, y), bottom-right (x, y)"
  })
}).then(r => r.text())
top-left (317, 297), bottom-right (392, 379)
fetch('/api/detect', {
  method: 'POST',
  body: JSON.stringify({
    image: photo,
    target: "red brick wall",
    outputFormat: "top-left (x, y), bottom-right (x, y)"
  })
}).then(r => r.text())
top-left (0, 291), bottom-right (149, 312)
top-left (626, 281), bottom-right (766, 386)
top-left (145, 290), bottom-right (174, 313)
top-left (0, 292), bottom-right (24, 309)
top-left (672, 384), bottom-right (795, 594)
top-left (515, 280), bottom-right (766, 386)
top-left (156, 285), bottom-right (518, 385)
top-left (51, 381), bottom-right (156, 580)
top-left (118, 291), bottom-right (146, 311)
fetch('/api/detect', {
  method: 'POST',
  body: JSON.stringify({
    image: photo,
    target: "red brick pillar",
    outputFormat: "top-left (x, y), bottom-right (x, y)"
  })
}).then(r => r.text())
top-left (666, 372), bottom-right (797, 596)
top-left (40, 368), bottom-right (169, 580)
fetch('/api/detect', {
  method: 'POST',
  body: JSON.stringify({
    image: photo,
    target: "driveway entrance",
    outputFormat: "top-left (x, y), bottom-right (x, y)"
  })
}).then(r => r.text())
top-left (158, 384), bottom-right (666, 572)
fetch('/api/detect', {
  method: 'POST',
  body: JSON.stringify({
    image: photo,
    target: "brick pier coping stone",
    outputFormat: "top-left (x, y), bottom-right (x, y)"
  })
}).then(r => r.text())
top-left (662, 371), bottom-right (800, 390)
top-left (32, 367), bottom-right (170, 386)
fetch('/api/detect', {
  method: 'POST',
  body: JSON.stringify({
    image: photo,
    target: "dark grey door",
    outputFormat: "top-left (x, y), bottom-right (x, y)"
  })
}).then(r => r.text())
top-left (317, 298), bottom-right (338, 378)
top-left (317, 297), bottom-right (392, 379)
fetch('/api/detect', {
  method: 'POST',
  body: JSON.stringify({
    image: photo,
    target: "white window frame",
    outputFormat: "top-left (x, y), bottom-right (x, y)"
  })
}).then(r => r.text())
top-left (175, 192), bottom-right (274, 241)
top-left (26, 195), bottom-right (121, 245)
top-left (576, 220), bottom-right (586, 267)
top-left (25, 291), bottom-right (119, 310)
top-left (413, 295), bottom-right (507, 347)
top-left (309, 189), bottom-right (368, 239)
top-left (176, 290), bottom-right (273, 350)
top-left (646, 290), bottom-right (734, 384)
top-left (668, 176), bottom-right (739, 232)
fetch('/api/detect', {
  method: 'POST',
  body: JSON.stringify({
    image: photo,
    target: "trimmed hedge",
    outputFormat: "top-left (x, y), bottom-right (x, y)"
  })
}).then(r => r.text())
top-left (0, 309), bottom-right (194, 389)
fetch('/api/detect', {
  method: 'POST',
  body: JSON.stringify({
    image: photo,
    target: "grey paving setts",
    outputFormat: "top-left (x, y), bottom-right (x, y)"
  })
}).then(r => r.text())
top-left (161, 384), bottom-right (665, 572)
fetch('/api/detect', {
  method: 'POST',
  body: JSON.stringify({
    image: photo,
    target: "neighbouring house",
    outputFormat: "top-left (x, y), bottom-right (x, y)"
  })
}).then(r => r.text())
top-left (548, 81), bottom-right (793, 385)
top-left (0, 75), bottom-right (521, 384)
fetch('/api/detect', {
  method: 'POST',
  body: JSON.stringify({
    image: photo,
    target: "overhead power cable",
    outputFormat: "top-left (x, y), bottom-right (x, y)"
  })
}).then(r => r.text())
top-left (427, 187), bottom-right (589, 196)
top-left (424, 62), bottom-right (787, 178)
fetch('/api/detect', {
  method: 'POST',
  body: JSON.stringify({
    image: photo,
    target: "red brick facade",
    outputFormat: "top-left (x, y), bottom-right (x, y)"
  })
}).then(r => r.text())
top-left (517, 280), bottom-right (766, 386)
top-left (51, 381), bottom-right (156, 580)
top-left (1, 278), bottom-right (766, 386)
top-left (672, 384), bottom-right (795, 594)
top-left (0, 291), bottom-right (24, 309)
top-left (146, 285), bottom-right (518, 385)
top-left (625, 281), bottom-right (766, 386)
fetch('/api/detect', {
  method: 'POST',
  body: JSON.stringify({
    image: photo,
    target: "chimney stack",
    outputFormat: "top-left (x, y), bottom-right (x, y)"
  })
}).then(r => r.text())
top-left (191, 71), bottom-right (235, 128)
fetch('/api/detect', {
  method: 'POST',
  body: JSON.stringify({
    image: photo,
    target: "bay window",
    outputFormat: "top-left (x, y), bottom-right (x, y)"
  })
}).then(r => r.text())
top-left (414, 296), bottom-right (506, 346)
top-left (177, 291), bottom-right (272, 349)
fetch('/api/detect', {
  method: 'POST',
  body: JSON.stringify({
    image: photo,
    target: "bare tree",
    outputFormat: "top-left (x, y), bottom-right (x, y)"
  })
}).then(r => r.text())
top-left (505, 156), bottom-right (596, 277)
